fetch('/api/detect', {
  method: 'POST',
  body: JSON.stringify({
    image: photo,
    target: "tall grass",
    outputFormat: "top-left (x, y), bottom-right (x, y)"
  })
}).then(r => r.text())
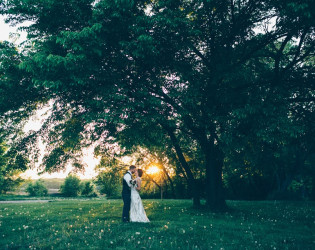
top-left (0, 199), bottom-right (314, 249)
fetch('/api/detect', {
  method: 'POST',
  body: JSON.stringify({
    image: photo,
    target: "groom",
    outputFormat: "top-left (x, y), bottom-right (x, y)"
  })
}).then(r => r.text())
top-left (122, 165), bottom-right (137, 222)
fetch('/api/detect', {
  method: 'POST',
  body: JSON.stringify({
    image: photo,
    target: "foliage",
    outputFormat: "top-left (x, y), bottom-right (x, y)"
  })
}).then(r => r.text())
top-left (0, 41), bottom-right (45, 194)
top-left (26, 180), bottom-right (48, 196)
top-left (0, 200), bottom-right (314, 249)
top-left (35, 178), bottom-right (64, 190)
top-left (95, 172), bottom-right (121, 198)
top-left (81, 180), bottom-right (97, 197)
top-left (95, 159), bottom-right (124, 198)
top-left (60, 175), bottom-right (82, 197)
top-left (0, 0), bottom-right (314, 208)
top-left (0, 41), bottom-right (45, 115)
top-left (0, 139), bottom-right (27, 194)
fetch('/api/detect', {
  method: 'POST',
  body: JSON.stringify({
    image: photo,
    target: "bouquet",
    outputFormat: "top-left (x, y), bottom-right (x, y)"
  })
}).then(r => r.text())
top-left (130, 179), bottom-right (137, 187)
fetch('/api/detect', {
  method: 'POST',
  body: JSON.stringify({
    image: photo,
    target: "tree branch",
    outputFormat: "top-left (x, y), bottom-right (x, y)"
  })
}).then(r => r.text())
top-left (274, 32), bottom-right (294, 76)
top-left (284, 42), bottom-right (315, 72)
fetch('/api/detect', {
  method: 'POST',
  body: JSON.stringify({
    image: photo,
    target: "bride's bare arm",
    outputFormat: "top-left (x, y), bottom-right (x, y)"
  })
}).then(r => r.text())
top-left (136, 178), bottom-right (141, 191)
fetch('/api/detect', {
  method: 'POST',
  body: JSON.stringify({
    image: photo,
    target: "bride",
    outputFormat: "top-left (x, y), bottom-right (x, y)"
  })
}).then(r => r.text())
top-left (130, 169), bottom-right (150, 223)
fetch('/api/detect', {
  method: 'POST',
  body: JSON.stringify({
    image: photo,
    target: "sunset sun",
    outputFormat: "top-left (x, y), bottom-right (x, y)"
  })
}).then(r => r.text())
top-left (146, 165), bottom-right (160, 175)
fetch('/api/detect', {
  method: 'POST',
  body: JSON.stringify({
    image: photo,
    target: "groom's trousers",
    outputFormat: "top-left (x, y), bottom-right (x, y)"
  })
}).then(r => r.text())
top-left (122, 194), bottom-right (131, 222)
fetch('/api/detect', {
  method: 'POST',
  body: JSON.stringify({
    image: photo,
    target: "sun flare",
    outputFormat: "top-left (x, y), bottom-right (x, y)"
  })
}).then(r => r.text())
top-left (146, 165), bottom-right (160, 175)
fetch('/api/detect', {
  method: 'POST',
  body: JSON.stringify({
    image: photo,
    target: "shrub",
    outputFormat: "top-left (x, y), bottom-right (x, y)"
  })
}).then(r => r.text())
top-left (26, 180), bottom-right (48, 196)
top-left (60, 175), bottom-right (81, 197)
top-left (0, 140), bottom-right (28, 194)
top-left (81, 181), bottom-right (98, 197)
top-left (95, 170), bottom-right (121, 198)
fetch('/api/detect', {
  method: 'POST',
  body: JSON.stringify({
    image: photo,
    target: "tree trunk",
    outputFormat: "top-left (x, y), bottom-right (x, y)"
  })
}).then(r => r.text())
top-left (199, 136), bottom-right (227, 211)
top-left (205, 151), bottom-right (227, 210)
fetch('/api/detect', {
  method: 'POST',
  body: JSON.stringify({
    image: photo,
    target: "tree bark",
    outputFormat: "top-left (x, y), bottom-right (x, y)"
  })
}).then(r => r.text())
top-left (199, 135), bottom-right (227, 211)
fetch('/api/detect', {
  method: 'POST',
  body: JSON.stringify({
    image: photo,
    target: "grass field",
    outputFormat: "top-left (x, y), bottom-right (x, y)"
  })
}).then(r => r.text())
top-left (0, 199), bottom-right (314, 249)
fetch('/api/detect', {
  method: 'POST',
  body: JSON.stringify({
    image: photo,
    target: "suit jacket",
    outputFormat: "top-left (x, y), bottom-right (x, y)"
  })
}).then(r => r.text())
top-left (122, 171), bottom-right (132, 196)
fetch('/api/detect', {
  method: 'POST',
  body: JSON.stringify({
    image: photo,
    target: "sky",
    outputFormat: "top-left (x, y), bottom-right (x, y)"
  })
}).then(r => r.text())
top-left (21, 95), bottom-right (101, 180)
top-left (1, 17), bottom-right (101, 179)
top-left (0, 15), bottom-right (28, 44)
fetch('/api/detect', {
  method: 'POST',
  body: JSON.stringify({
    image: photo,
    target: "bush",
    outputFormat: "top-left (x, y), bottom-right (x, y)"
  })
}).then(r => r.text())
top-left (81, 181), bottom-right (98, 197)
top-left (26, 180), bottom-right (48, 196)
top-left (60, 175), bottom-right (81, 197)
top-left (95, 170), bottom-right (121, 198)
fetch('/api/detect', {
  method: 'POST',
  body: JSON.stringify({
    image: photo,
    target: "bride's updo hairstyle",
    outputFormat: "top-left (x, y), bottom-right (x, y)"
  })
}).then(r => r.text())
top-left (138, 169), bottom-right (143, 177)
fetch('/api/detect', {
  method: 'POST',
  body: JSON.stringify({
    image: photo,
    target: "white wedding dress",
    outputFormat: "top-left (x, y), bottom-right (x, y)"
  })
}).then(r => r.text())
top-left (130, 177), bottom-right (150, 223)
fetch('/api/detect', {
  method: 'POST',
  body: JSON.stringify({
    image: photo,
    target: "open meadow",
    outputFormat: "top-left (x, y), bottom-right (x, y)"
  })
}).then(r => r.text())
top-left (0, 199), bottom-right (314, 249)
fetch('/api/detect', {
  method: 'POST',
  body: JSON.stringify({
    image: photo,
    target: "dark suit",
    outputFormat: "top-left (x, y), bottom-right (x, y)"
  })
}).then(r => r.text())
top-left (122, 171), bottom-right (132, 222)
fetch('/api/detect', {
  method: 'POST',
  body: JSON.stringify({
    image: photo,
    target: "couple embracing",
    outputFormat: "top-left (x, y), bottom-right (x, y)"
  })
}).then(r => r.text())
top-left (122, 165), bottom-right (150, 223)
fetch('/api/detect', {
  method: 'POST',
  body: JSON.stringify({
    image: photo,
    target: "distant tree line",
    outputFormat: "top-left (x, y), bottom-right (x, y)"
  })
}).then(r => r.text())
top-left (25, 176), bottom-right (97, 197)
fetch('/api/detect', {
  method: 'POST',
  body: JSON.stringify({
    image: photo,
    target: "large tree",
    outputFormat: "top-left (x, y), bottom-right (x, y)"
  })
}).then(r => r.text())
top-left (1, 0), bottom-right (314, 209)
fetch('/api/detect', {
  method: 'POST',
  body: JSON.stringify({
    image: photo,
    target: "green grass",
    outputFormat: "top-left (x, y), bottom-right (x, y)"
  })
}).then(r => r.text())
top-left (0, 194), bottom-right (104, 201)
top-left (0, 199), bottom-right (314, 249)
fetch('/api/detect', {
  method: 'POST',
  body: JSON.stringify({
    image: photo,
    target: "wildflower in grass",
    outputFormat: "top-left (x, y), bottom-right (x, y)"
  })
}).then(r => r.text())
top-left (136, 232), bottom-right (140, 235)
top-left (164, 225), bottom-right (168, 229)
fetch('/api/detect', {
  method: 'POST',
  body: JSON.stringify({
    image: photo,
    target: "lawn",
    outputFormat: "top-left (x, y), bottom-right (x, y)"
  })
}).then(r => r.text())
top-left (0, 199), bottom-right (314, 249)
